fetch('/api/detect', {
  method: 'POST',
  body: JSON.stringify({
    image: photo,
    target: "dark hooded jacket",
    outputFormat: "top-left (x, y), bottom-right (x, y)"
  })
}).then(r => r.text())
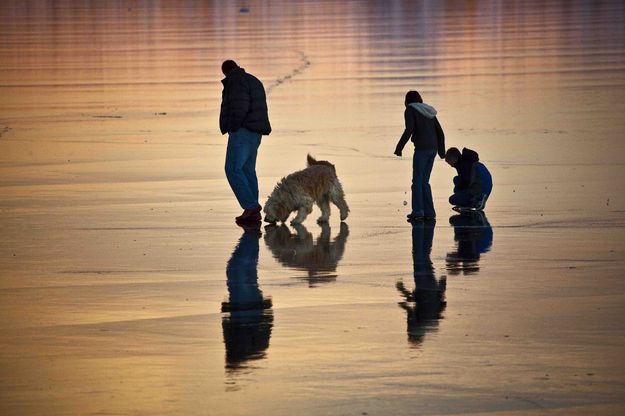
top-left (220, 68), bottom-right (271, 135)
top-left (453, 148), bottom-right (480, 190)
top-left (395, 102), bottom-right (446, 159)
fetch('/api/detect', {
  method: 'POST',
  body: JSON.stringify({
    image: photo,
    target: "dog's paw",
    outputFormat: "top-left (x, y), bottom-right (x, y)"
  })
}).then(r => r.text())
top-left (317, 216), bottom-right (329, 223)
top-left (290, 219), bottom-right (302, 225)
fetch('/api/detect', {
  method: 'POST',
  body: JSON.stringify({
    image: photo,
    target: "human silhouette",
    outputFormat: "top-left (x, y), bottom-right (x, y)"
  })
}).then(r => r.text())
top-left (444, 147), bottom-right (493, 210)
top-left (221, 224), bottom-right (273, 371)
top-left (263, 222), bottom-right (349, 287)
top-left (394, 90), bottom-right (446, 221)
top-left (220, 60), bottom-right (272, 224)
top-left (446, 211), bottom-right (493, 276)
top-left (396, 220), bottom-right (446, 346)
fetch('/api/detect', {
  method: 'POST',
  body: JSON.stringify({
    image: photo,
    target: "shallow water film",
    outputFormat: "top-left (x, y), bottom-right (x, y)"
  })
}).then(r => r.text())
top-left (1, 1), bottom-right (625, 415)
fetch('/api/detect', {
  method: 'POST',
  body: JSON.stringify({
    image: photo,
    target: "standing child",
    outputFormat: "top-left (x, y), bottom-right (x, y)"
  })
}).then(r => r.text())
top-left (394, 91), bottom-right (446, 221)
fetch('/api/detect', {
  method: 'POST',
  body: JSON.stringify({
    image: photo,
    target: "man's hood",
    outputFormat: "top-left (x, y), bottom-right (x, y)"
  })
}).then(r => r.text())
top-left (409, 102), bottom-right (437, 119)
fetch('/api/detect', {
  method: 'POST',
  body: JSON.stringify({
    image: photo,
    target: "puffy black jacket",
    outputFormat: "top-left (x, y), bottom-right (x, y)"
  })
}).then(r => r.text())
top-left (220, 68), bottom-right (271, 135)
top-left (395, 105), bottom-right (445, 159)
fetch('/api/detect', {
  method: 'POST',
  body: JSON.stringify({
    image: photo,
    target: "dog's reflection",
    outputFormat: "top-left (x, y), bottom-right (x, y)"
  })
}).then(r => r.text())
top-left (397, 220), bottom-right (447, 346)
top-left (446, 211), bottom-right (493, 275)
top-left (263, 222), bottom-right (349, 287)
top-left (221, 226), bottom-right (273, 372)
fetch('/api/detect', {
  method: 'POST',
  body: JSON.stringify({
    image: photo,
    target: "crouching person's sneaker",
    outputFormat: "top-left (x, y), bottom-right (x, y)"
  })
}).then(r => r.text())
top-left (236, 206), bottom-right (262, 223)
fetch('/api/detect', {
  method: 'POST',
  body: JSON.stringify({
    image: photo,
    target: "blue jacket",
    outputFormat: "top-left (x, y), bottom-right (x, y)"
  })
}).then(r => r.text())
top-left (454, 148), bottom-right (492, 197)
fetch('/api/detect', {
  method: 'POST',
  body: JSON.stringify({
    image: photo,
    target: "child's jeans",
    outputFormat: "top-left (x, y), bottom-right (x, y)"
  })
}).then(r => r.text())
top-left (411, 149), bottom-right (437, 217)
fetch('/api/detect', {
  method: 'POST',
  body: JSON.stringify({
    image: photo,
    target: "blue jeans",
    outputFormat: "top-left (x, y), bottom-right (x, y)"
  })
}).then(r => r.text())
top-left (412, 149), bottom-right (437, 217)
top-left (225, 128), bottom-right (261, 210)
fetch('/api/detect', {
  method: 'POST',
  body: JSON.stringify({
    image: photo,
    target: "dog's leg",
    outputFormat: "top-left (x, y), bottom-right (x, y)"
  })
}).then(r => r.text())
top-left (291, 199), bottom-right (313, 224)
top-left (330, 181), bottom-right (350, 221)
top-left (317, 196), bottom-right (331, 223)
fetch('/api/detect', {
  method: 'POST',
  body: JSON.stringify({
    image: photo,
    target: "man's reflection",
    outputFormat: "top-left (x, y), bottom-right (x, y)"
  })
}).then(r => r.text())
top-left (446, 211), bottom-right (493, 275)
top-left (221, 225), bottom-right (273, 372)
top-left (397, 220), bottom-right (447, 346)
top-left (264, 222), bottom-right (349, 287)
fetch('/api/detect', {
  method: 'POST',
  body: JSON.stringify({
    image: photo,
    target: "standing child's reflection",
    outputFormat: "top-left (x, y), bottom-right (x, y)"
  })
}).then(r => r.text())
top-left (221, 225), bottom-right (273, 371)
top-left (446, 211), bottom-right (493, 275)
top-left (396, 220), bottom-right (447, 346)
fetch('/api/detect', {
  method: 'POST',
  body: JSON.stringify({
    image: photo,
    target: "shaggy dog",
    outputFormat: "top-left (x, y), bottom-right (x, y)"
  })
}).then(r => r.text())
top-left (263, 155), bottom-right (349, 224)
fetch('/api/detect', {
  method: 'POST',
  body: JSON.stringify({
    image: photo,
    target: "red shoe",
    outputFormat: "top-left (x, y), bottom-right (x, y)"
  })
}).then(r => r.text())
top-left (235, 206), bottom-right (262, 223)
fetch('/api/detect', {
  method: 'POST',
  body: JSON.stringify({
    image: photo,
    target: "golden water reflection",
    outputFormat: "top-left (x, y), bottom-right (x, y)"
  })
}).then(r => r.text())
top-left (1, 1), bottom-right (624, 414)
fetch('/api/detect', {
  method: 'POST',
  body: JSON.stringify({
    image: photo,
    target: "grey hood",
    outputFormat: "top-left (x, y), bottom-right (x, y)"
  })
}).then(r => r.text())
top-left (409, 102), bottom-right (437, 119)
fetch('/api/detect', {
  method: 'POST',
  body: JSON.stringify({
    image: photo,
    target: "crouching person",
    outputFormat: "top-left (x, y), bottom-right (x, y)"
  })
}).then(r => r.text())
top-left (444, 147), bottom-right (492, 210)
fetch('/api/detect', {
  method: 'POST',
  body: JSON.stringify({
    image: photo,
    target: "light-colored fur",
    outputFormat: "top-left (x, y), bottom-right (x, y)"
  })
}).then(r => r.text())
top-left (263, 155), bottom-right (349, 224)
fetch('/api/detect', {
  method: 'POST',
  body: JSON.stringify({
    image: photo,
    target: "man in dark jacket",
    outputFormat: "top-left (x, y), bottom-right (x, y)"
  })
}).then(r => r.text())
top-left (220, 60), bottom-right (271, 223)
top-left (445, 147), bottom-right (492, 209)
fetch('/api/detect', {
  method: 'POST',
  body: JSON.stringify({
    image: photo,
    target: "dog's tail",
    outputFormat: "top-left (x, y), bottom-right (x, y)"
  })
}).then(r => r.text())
top-left (307, 154), bottom-right (336, 173)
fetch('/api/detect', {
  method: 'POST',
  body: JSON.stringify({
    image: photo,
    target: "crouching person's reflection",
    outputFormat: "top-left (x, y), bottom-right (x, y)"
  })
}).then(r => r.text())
top-left (264, 222), bottom-right (349, 287)
top-left (397, 220), bottom-right (446, 346)
top-left (446, 211), bottom-right (493, 275)
top-left (221, 225), bottom-right (273, 371)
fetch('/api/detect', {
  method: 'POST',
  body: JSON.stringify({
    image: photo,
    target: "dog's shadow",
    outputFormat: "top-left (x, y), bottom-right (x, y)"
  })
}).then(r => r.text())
top-left (263, 222), bottom-right (349, 287)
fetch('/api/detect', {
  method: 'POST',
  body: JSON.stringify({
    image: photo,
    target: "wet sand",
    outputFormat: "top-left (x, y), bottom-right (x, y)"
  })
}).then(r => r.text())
top-left (1, 1), bottom-right (625, 415)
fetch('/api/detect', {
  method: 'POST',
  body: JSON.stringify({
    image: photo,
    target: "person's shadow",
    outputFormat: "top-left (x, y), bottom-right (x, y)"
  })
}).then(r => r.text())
top-left (263, 222), bottom-right (349, 287)
top-left (396, 220), bottom-right (447, 346)
top-left (446, 211), bottom-right (493, 275)
top-left (221, 224), bottom-right (273, 373)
